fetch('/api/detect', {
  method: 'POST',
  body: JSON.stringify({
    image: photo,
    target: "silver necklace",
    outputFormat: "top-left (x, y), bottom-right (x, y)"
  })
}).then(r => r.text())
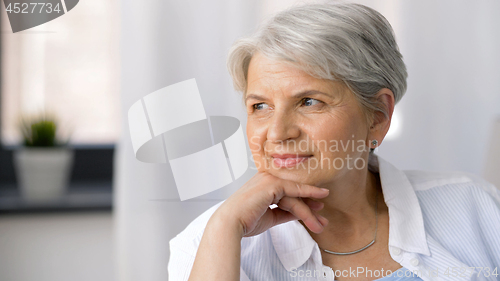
top-left (321, 191), bottom-right (379, 255)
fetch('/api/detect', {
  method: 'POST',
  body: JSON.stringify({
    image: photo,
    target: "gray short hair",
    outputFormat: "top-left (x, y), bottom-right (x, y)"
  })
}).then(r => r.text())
top-left (227, 2), bottom-right (407, 124)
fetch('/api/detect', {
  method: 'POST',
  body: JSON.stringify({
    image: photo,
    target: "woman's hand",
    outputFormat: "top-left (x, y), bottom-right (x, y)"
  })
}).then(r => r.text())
top-left (212, 171), bottom-right (330, 238)
top-left (189, 172), bottom-right (329, 281)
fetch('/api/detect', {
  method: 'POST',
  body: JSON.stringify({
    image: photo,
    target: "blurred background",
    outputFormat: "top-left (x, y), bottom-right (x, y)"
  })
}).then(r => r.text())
top-left (0, 0), bottom-right (499, 280)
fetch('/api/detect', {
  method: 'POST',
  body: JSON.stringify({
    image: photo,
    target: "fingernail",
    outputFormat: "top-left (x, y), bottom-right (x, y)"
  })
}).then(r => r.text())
top-left (320, 188), bottom-right (329, 192)
top-left (318, 215), bottom-right (328, 226)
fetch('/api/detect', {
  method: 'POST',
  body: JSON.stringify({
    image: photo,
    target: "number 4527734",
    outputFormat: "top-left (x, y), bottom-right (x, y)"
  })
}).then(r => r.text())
top-left (5, 3), bottom-right (62, 14)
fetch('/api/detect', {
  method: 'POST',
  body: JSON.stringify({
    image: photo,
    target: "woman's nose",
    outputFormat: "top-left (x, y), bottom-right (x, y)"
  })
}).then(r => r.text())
top-left (266, 110), bottom-right (300, 143)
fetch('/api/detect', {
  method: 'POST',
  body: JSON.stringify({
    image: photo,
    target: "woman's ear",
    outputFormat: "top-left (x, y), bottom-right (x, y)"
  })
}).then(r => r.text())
top-left (368, 88), bottom-right (395, 147)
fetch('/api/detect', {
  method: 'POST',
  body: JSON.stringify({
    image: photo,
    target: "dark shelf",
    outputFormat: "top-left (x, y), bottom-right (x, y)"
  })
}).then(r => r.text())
top-left (0, 181), bottom-right (112, 214)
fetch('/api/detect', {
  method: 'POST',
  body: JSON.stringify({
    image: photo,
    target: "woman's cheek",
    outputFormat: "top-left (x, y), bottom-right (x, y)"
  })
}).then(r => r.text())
top-left (248, 147), bottom-right (265, 172)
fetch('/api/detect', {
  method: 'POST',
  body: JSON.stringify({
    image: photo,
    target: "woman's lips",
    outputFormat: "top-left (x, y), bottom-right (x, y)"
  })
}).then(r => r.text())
top-left (271, 155), bottom-right (312, 168)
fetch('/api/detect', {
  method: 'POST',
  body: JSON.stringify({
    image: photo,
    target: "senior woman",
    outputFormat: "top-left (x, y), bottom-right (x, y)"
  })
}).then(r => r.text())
top-left (168, 3), bottom-right (500, 281)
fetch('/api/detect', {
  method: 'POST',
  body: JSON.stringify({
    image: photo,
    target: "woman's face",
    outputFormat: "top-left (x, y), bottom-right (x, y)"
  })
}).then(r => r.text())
top-left (245, 53), bottom-right (372, 186)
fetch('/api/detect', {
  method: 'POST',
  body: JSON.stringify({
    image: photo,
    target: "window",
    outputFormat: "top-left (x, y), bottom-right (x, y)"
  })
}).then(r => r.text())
top-left (0, 0), bottom-right (119, 212)
top-left (1, 0), bottom-right (120, 145)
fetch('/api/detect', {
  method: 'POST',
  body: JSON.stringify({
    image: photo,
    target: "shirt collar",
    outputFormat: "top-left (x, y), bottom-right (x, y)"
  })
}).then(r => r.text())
top-left (269, 154), bottom-right (431, 272)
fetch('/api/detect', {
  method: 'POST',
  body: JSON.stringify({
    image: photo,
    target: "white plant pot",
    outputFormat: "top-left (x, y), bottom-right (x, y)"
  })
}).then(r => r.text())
top-left (13, 147), bottom-right (74, 202)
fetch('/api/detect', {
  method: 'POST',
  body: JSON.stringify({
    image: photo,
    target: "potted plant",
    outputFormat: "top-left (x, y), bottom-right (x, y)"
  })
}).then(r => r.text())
top-left (13, 112), bottom-right (74, 202)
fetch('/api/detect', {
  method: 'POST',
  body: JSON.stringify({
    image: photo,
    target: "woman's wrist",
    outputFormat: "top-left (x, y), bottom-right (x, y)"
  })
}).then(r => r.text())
top-left (208, 208), bottom-right (245, 239)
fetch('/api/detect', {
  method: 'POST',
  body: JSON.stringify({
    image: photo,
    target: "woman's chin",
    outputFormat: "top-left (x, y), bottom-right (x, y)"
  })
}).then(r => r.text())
top-left (267, 168), bottom-right (317, 185)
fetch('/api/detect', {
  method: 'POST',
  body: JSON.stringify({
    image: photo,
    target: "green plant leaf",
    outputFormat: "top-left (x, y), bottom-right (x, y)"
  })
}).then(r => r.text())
top-left (18, 112), bottom-right (64, 147)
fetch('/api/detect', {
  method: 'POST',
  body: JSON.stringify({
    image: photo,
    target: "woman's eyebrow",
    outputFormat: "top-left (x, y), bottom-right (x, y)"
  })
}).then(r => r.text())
top-left (245, 90), bottom-right (332, 103)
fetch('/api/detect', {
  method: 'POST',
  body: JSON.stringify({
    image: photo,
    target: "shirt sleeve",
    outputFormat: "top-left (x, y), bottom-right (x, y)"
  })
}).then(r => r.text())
top-left (472, 180), bottom-right (500, 265)
top-left (240, 267), bottom-right (251, 281)
top-left (168, 240), bottom-right (196, 281)
top-left (168, 240), bottom-right (253, 281)
top-left (167, 201), bottom-right (230, 280)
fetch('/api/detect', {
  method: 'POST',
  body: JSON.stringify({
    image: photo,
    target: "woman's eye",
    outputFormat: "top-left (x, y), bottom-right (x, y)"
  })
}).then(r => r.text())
top-left (251, 99), bottom-right (321, 111)
top-left (302, 98), bottom-right (321, 107)
top-left (253, 103), bottom-right (269, 110)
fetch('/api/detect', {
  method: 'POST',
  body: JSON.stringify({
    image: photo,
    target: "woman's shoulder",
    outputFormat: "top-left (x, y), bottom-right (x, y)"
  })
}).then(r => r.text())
top-left (403, 169), bottom-right (500, 204)
top-left (402, 169), bottom-right (500, 266)
top-left (403, 169), bottom-right (500, 233)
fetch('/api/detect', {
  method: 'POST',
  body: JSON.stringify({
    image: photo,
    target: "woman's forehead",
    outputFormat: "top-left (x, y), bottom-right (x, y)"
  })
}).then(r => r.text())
top-left (247, 53), bottom-right (304, 82)
top-left (247, 52), bottom-right (347, 89)
top-left (246, 64), bottom-right (347, 101)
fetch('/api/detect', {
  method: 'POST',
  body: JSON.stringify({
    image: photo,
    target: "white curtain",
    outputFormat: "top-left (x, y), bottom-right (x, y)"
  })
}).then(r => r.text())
top-left (115, 1), bottom-right (260, 280)
top-left (115, 0), bottom-right (500, 280)
top-left (360, 0), bottom-right (500, 175)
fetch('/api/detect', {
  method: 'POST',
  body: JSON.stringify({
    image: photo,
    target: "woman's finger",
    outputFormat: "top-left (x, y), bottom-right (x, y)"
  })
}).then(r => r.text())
top-left (277, 196), bottom-right (324, 233)
top-left (303, 198), bottom-right (324, 211)
top-left (269, 180), bottom-right (329, 205)
top-left (314, 212), bottom-right (329, 227)
top-left (271, 207), bottom-right (298, 226)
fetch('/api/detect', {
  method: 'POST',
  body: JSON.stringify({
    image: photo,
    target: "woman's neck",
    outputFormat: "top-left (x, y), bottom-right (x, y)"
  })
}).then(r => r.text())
top-left (300, 168), bottom-right (384, 250)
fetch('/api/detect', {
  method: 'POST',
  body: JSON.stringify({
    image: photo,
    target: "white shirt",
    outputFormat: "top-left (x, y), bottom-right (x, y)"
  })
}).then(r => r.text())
top-left (168, 154), bottom-right (500, 281)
